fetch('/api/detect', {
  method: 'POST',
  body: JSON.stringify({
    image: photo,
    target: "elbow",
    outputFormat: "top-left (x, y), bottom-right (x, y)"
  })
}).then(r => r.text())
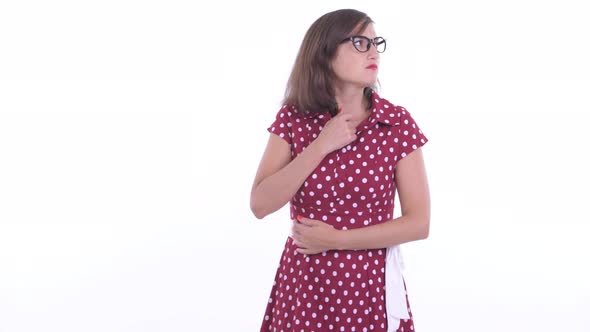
top-left (420, 226), bottom-right (430, 240)
top-left (251, 207), bottom-right (267, 220)
top-left (250, 186), bottom-right (285, 219)
top-left (250, 203), bottom-right (266, 220)
top-left (250, 195), bottom-right (268, 220)
top-left (419, 216), bottom-right (430, 240)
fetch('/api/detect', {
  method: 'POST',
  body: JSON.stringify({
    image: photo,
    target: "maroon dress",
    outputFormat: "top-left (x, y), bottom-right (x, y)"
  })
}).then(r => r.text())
top-left (261, 91), bottom-right (428, 332)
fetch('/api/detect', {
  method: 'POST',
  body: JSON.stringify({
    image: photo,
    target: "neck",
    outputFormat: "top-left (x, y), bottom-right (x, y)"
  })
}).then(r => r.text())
top-left (334, 86), bottom-right (368, 116)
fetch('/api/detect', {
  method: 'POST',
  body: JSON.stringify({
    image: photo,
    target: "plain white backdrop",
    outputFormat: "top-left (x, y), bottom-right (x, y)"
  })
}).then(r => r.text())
top-left (1, 0), bottom-right (589, 331)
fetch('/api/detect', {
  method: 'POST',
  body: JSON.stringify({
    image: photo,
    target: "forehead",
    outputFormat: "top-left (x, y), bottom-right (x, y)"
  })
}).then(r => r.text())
top-left (351, 22), bottom-right (377, 37)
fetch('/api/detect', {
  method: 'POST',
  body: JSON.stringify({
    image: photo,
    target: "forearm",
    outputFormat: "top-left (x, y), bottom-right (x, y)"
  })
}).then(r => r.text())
top-left (251, 142), bottom-right (328, 218)
top-left (336, 214), bottom-right (429, 250)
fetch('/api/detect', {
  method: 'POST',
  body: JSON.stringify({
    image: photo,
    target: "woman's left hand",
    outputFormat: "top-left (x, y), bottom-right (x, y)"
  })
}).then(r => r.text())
top-left (291, 216), bottom-right (342, 255)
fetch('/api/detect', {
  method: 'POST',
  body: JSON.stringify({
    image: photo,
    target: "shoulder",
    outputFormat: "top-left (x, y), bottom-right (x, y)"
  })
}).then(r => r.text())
top-left (273, 103), bottom-right (328, 124)
top-left (371, 91), bottom-right (412, 125)
top-left (274, 104), bottom-right (303, 119)
top-left (274, 104), bottom-right (294, 118)
top-left (372, 91), bottom-right (407, 114)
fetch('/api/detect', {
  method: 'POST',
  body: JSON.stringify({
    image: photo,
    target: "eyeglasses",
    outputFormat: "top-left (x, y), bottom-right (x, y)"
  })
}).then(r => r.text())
top-left (340, 36), bottom-right (387, 53)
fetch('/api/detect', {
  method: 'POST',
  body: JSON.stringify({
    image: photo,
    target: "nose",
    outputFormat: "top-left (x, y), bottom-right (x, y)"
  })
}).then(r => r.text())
top-left (367, 42), bottom-right (379, 59)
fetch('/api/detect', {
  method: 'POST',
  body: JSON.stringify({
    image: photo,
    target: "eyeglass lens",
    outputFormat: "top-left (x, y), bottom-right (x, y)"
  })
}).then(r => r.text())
top-left (353, 37), bottom-right (386, 53)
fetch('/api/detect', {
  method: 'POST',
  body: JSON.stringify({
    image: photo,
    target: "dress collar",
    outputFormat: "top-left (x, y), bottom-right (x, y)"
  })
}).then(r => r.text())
top-left (292, 90), bottom-right (397, 127)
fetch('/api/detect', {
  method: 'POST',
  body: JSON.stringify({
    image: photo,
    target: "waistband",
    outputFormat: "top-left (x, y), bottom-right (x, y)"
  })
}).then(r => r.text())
top-left (290, 203), bottom-right (393, 229)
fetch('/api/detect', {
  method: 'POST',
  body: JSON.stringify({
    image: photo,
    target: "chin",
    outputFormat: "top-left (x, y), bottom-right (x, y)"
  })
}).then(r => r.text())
top-left (361, 78), bottom-right (378, 87)
top-left (362, 74), bottom-right (378, 86)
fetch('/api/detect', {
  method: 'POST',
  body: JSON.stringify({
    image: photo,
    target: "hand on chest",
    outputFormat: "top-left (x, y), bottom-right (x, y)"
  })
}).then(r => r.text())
top-left (292, 119), bottom-right (401, 213)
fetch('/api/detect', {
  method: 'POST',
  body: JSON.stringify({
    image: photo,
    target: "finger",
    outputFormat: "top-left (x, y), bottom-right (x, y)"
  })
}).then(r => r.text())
top-left (290, 225), bottom-right (298, 237)
top-left (346, 121), bottom-right (358, 131)
top-left (292, 225), bottom-right (302, 236)
top-left (298, 247), bottom-right (323, 255)
top-left (298, 217), bottom-right (316, 226)
top-left (337, 112), bottom-right (354, 121)
top-left (296, 247), bottom-right (313, 255)
top-left (293, 219), bottom-right (304, 229)
top-left (291, 228), bottom-right (301, 238)
top-left (297, 215), bottom-right (316, 225)
top-left (293, 239), bottom-right (306, 249)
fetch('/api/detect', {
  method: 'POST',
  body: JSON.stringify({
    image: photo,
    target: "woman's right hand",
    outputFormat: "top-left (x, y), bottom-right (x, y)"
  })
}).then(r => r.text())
top-left (314, 112), bottom-right (357, 154)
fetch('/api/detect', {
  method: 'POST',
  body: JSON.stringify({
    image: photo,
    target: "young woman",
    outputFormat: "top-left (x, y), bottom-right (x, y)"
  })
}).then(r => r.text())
top-left (251, 9), bottom-right (430, 332)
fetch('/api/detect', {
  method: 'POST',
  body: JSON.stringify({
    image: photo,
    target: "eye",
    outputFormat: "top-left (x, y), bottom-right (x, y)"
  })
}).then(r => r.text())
top-left (352, 37), bottom-right (367, 48)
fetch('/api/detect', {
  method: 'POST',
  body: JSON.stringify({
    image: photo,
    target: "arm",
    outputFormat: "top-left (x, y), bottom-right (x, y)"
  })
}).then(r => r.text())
top-left (249, 134), bottom-right (329, 219)
top-left (292, 147), bottom-right (430, 253)
top-left (339, 147), bottom-right (430, 249)
top-left (251, 111), bottom-right (357, 219)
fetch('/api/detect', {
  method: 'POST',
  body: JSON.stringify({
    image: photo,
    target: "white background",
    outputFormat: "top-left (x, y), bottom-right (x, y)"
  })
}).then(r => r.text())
top-left (1, 0), bottom-right (589, 331)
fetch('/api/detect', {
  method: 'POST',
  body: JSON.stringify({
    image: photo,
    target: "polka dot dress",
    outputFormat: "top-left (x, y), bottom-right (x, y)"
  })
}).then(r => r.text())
top-left (261, 91), bottom-right (428, 332)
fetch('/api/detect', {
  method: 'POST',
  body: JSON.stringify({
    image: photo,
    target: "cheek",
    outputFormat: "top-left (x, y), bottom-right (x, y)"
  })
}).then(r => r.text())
top-left (333, 57), bottom-right (358, 79)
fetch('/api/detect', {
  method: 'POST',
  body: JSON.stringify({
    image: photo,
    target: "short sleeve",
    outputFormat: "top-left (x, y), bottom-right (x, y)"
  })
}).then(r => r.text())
top-left (395, 107), bottom-right (428, 161)
top-left (267, 105), bottom-right (293, 145)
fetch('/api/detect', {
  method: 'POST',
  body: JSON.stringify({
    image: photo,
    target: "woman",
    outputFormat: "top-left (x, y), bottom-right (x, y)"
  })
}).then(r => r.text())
top-left (250, 9), bottom-right (430, 332)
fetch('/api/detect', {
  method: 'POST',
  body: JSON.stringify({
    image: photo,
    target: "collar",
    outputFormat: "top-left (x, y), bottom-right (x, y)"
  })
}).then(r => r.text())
top-left (292, 91), bottom-right (398, 126)
top-left (368, 91), bottom-right (396, 126)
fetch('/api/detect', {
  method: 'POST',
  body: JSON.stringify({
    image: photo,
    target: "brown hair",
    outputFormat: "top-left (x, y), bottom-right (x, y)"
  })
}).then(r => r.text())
top-left (284, 9), bottom-right (375, 117)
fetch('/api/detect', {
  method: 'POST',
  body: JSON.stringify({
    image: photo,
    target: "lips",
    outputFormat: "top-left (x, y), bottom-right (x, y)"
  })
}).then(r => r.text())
top-left (366, 64), bottom-right (378, 70)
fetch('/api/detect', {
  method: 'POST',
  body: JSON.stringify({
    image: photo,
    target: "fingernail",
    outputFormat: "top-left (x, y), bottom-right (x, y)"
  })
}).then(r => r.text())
top-left (296, 215), bottom-right (303, 221)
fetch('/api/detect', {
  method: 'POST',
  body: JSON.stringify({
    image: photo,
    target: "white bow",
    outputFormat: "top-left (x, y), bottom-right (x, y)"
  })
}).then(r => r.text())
top-left (385, 245), bottom-right (410, 331)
